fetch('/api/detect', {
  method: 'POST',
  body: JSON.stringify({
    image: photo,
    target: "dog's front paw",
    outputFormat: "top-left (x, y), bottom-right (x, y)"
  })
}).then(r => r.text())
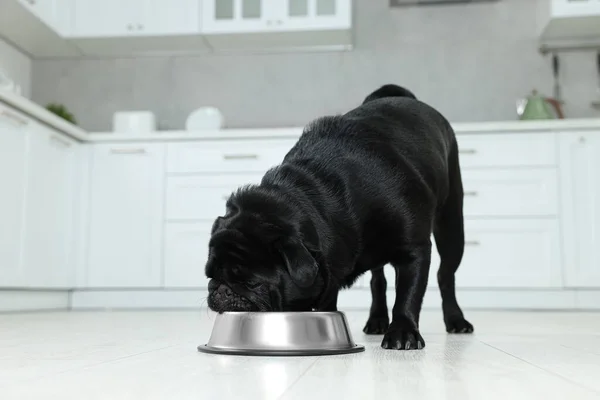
top-left (381, 325), bottom-right (425, 350)
top-left (445, 317), bottom-right (474, 334)
top-left (363, 315), bottom-right (389, 335)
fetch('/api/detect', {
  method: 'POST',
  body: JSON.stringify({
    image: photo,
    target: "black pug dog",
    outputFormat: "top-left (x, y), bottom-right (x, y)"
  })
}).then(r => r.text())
top-left (206, 84), bottom-right (473, 350)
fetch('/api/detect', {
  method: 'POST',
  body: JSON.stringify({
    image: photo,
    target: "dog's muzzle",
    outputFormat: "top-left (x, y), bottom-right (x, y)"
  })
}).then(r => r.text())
top-left (207, 281), bottom-right (258, 313)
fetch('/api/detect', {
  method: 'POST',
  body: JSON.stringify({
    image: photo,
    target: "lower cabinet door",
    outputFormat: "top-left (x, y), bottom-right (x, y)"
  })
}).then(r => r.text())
top-left (456, 219), bottom-right (562, 288)
top-left (362, 219), bottom-right (561, 290)
top-left (22, 125), bottom-right (77, 288)
top-left (164, 223), bottom-right (212, 288)
top-left (86, 143), bottom-right (165, 287)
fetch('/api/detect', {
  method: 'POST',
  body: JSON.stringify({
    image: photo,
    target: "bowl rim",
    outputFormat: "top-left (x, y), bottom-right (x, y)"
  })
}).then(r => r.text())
top-left (215, 311), bottom-right (346, 316)
top-left (197, 344), bottom-right (365, 357)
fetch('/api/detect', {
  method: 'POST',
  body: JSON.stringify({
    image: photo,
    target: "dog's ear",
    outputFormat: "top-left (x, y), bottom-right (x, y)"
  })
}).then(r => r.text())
top-left (278, 237), bottom-right (318, 288)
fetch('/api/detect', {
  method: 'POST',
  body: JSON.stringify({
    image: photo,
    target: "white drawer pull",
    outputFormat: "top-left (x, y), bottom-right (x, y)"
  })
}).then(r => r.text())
top-left (0, 109), bottom-right (29, 126)
top-left (459, 149), bottom-right (477, 155)
top-left (223, 154), bottom-right (258, 160)
top-left (464, 191), bottom-right (478, 197)
top-left (222, 195), bottom-right (230, 201)
top-left (110, 148), bottom-right (146, 154)
top-left (465, 240), bottom-right (480, 246)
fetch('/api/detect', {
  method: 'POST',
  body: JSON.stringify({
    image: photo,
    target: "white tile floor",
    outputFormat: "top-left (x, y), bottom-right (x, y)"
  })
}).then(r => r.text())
top-left (1, 310), bottom-right (600, 400)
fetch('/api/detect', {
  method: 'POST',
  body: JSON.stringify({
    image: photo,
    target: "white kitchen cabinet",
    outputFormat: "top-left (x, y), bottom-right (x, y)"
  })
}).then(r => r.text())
top-left (541, 0), bottom-right (600, 52)
top-left (167, 140), bottom-right (295, 174)
top-left (166, 174), bottom-right (264, 221)
top-left (462, 169), bottom-right (558, 218)
top-left (280, 0), bottom-right (351, 31)
top-left (71, 0), bottom-right (200, 38)
top-left (366, 218), bottom-right (562, 290)
top-left (21, 123), bottom-right (77, 288)
top-left (18, 0), bottom-right (72, 35)
top-left (164, 223), bottom-right (212, 288)
top-left (71, 0), bottom-right (136, 37)
top-left (201, 0), bottom-right (351, 33)
top-left (86, 144), bottom-right (165, 287)
top-left (201, 0), bottom-right (271, 33)
top-left (551, 0), bottom-right (600, 18)
top-left (0, 105), bottom-right (29, 287)
top-left (560, 133), bottom-right (600, 288)
top-left (144, 0), bottom-right (201, 36)
top-left (458, 219), bottom-right (562, 288)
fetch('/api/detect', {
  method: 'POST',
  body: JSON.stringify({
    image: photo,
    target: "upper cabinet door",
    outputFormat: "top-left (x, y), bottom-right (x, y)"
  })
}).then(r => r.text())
top-left (560, 133), bottom-right (600, 288)
top-left (71, 0), bottom-right (136, 38)
top-left (279, 0), bottom-right (351, 30)
top-left (552, 0), bottom-right (600, 18)
top-left (201, 0), bottom-right (274, 33)
top-left (141, 0), bottom-right (200, 36)
top-left (18, 0), bottom-right (72, 35)
top-left (71, 0), bottom-right (200, 38)
top-left (201, 0), bottom-right (351, 33)
top-left (0, 105), bottom-right (30, 288)
top-left (21, 124), bottom-right (77, 288)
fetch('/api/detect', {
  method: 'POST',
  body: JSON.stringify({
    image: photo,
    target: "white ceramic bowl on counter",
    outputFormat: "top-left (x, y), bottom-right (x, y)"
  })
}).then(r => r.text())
top-left (185, 107), bottom-right (224, 131)
top-left (113, 111), bottom-right (157, 134)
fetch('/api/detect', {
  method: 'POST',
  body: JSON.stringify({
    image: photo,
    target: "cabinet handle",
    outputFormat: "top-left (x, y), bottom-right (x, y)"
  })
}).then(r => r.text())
top-left (137, 24), bottom-right (143, 30)
top-left (459, 149), bottom-right (477, 155)
top-left (465, 240), bottom-right (480, 246)
top-left (579, 136), bottom-right (586, 144)
top-left (0, 109), bottom-right (29, 126)
top-left (267, 20), bottom-right (273, 26)
top-left (50, 135), bottom-right (72, 148)
top-left (223, 154), bottom-right (258, 160)
top-left (127, 24), bottom-right (133, 30)
top-left (222, 195), bottom-right (230, 201)
top-left (464, 191), bottom-right (478, 197)
top-left (110, 148), bottom-right (147, 154)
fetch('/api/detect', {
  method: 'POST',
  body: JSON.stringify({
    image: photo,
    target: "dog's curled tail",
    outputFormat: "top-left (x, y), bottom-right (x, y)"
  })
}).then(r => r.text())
top-left (362, 84), bottom-right (417, 104)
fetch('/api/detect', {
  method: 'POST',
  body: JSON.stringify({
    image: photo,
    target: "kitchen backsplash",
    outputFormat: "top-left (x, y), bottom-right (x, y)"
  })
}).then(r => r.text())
top-left (31, 0), bottom-right (600, 131)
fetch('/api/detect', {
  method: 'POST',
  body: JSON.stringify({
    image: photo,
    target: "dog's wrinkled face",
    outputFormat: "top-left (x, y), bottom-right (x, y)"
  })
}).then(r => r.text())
top-left (205, 188), bottom-right (321, 313)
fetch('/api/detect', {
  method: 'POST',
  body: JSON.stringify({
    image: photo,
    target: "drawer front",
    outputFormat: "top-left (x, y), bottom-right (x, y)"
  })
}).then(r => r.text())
top-left (462, 169), bottom-right (558, 217)
top-left (365, 220), bottom-right (561, 289)
top-left (164, 223), bottom-right (212, 288)
top-left (167, 140), bottom-right (296, 173)
top-left (166, 174), bottom-right (263, 220)
top-left (454, 219), bottom-right (562, 288)
top-left (457, 133), bottom-right (556, 168)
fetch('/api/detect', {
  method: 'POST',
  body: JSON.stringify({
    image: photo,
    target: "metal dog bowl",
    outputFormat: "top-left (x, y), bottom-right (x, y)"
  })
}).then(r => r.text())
top-left (198, 311), bottom-right (365, 356)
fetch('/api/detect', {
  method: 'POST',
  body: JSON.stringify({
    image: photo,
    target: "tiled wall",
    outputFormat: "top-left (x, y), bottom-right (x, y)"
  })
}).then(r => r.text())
top-left (31, 0), bottom-right (600, 131)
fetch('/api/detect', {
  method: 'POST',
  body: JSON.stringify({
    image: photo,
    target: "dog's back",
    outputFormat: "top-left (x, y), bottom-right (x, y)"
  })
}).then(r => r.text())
top-left (283, 85), bottom-right (458, 212)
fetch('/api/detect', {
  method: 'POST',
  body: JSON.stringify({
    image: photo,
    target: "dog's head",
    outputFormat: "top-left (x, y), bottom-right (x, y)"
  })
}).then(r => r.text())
top-left (205, 186), bottom-right (323, 312)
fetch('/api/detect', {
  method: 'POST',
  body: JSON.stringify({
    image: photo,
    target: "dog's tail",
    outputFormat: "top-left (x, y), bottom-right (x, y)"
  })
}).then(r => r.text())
top-left (362, 84), bottom-right (417, 104)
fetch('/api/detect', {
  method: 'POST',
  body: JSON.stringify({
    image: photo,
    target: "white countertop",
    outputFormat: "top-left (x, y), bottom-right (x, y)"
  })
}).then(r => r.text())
top-left (3, 89), bottom-right (600, 143)
top-left (0, 89), bottom-right (88, 141)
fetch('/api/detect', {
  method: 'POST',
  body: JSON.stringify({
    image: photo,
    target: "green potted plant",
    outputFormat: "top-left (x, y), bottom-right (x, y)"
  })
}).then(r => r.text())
top-left (46, 103), bottom-right (77, 125)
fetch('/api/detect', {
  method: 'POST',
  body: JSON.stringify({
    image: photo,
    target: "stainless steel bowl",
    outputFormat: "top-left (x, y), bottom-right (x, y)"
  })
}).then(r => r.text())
top-left (198, 311), bottom-right (365, 356)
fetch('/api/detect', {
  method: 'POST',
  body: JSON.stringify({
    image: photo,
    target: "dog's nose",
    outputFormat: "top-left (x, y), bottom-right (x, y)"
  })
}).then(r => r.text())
top-left (216, 284), bottom-right (233, 297)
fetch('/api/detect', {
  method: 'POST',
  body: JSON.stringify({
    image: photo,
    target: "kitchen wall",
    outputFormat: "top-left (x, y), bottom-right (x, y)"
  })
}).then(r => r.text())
top-left (31, 0), bottom-right (600, 131)
top-left (0, 38), bottom-right (31, 98)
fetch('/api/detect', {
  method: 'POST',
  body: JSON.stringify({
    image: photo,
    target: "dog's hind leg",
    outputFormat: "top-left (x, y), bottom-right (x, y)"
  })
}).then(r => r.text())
top-left (363, 265), bottom-right (389, 334)
top-left (434, 142), bottom-right (474, 334)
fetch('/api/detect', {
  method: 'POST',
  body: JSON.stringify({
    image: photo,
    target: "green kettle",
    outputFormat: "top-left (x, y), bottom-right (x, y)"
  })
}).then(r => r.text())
top-left (517, 90), bottom-right (564, 120)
